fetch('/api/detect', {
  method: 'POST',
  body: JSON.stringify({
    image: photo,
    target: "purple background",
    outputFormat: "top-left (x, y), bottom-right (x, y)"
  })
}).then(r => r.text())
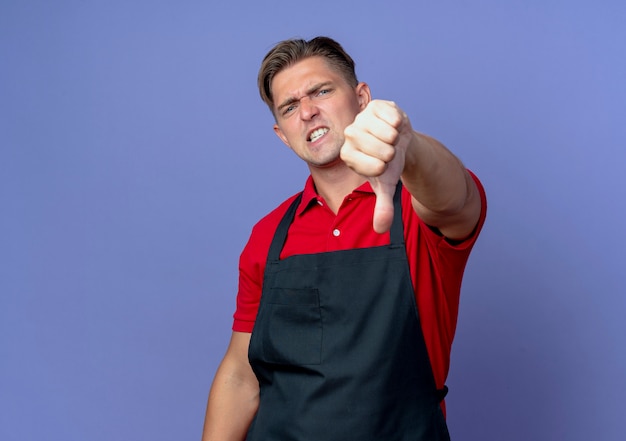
top-left (2, 1), bottom-right (625, 440)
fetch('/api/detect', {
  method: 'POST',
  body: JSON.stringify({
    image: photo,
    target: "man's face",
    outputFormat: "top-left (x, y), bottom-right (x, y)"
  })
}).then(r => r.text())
top-left (271, 56), bottom-right (370, 169)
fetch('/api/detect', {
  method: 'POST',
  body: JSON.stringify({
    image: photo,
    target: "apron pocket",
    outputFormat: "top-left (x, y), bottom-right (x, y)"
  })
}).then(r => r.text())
top-left (257, 288), bottom-right (322, 366)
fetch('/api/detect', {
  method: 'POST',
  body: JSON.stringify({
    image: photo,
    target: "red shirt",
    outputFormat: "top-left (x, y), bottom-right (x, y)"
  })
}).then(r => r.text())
top-left (234, 172), bottom-right (487, 390)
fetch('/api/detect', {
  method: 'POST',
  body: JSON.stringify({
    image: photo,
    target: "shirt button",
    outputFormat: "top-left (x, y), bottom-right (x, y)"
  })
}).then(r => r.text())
top-left (333, 229), bottom-right (340, 237)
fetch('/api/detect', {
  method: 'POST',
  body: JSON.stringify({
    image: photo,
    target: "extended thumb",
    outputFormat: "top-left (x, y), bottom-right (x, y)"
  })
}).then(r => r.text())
top-left (372, 183), bottom-right (396, 234)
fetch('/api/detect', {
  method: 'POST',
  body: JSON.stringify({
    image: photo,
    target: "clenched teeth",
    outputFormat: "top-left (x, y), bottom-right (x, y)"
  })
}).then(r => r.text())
top-left (309, 128), bottom-right (329, 142)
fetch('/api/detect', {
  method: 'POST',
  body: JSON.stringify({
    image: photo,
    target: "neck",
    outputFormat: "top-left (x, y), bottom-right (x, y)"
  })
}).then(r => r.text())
top-left (309, 162), bottom-right (366, 214)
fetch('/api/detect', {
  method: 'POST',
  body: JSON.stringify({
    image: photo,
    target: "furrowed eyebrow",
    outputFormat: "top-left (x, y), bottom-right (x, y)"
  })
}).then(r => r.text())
top-left (277, 82), bottom-right (333, 113)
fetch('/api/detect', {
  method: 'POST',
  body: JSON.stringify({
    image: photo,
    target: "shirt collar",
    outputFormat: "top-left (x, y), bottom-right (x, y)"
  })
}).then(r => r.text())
top-left (296, 175), bottom-right (375, 216)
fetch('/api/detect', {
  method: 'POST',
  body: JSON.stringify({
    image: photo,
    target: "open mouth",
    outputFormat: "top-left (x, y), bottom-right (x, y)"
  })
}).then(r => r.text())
top-left (308, 128), bottom-right (329, 142)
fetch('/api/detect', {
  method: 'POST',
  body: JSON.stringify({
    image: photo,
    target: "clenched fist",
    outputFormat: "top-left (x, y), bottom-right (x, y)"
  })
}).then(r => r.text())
top-left (340, 100), bottom-right (414, 233)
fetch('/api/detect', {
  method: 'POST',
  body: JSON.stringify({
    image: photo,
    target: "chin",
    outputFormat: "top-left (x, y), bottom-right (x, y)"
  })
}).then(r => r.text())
top-left (308, 154), bottom-right (343, 169)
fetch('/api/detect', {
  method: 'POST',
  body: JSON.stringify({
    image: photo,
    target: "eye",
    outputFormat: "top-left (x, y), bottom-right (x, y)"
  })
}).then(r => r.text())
top-left (318, 88), bottom-right (331, 96)
top-left (283, 104), bottom-right (297, 116)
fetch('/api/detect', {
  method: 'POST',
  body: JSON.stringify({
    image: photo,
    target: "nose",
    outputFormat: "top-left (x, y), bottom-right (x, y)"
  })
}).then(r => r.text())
top-left (299, 96), bottom-right (318, 120)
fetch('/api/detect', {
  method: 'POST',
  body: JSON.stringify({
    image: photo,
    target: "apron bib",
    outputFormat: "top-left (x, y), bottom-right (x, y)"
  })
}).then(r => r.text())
top-left (248, 184), bottom-right (450, 441)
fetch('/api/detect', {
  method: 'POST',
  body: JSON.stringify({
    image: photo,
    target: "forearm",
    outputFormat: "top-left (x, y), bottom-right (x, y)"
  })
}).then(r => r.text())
top-left (401, 132), bottom-right (468, 213)
top-left (401, 132), bottom-right (480, 238)
top-left (202, 363), bottom-right (259, 441)
top-left (202, 333), bottom-right (260, 441)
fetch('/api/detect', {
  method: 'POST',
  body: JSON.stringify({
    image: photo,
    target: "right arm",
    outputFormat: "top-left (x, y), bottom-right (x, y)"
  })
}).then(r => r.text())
top-left (201, 331), bottom-right (259, 441)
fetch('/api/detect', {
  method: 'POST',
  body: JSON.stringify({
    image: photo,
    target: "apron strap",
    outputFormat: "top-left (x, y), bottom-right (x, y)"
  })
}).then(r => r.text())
top-left (389, 181), bottom-right (405, 247)
top-left (266, 193), bottom-right (302, 263)
top-left (436, 385), bottom-right (449, 402)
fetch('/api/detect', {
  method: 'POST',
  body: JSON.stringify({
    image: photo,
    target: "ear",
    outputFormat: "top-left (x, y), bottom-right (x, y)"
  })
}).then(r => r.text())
top-left (273, 123), bottom-right (291, 148)
top-left (355, 82), bottom-right (371, 110)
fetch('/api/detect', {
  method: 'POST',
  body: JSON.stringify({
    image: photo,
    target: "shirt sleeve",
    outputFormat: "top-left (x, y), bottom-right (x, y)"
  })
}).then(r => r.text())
top-left (409, 170), bottom-right (486, 252)
top-left (232, 232), bottom-right (264, 333)
top-left (402, 170), bottom-right (487, 386)
top-left (232, 195), bottom-right (299, 332)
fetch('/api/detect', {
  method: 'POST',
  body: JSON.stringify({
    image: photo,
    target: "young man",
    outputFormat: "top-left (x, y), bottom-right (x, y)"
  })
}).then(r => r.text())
top-left (202, 36), bottom-right (486, 441)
